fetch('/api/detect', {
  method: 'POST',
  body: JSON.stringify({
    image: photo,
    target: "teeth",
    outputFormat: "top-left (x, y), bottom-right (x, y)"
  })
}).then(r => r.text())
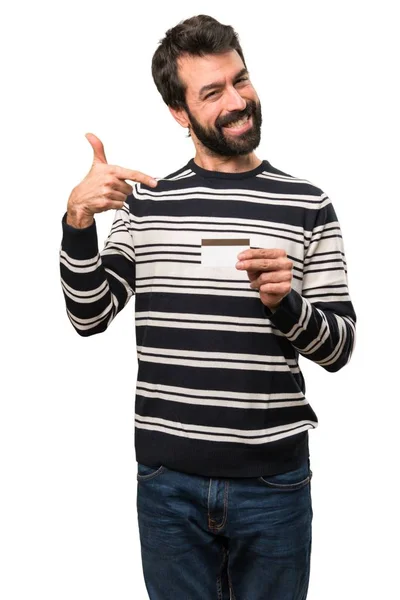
top-left (225, 115), bottom-right (249, 128)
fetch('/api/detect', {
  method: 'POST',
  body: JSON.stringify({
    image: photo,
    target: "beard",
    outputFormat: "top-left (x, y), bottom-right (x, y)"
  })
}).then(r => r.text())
top-left (185, 99), bottom-right (262, 157)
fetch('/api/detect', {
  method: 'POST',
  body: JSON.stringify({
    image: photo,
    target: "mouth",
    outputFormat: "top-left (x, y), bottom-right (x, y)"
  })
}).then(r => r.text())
top-left (221, 114), bottom-right (253, 135)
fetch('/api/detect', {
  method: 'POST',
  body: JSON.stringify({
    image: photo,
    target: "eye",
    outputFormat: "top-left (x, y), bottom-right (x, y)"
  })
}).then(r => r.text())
top-left (235, 77), bottom-right (249, 85)
top-left (204, 90), bottom-right (218, 100)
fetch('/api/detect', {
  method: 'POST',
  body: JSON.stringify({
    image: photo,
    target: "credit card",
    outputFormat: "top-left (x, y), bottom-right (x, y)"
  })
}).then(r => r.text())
top-left (201, 238), bottom-right (250, 267)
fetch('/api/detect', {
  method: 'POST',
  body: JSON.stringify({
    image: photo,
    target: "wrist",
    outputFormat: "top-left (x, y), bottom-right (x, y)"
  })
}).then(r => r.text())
top-left (264, 299), bottom-right (282, 313)
top-left (66, 187), bottom-right (94, 228)
top-left (268, 304), bottom-right (279, 313)
top-left (66, 207), bottom-right (94, 229)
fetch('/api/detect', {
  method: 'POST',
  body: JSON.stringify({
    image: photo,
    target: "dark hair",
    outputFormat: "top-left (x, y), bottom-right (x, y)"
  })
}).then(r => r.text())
top-left (151, 15), bottom-right (247, 109)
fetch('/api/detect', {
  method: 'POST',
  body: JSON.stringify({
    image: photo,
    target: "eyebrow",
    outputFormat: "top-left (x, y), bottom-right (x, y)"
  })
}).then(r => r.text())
top-left (198, 68), bottom-right (249, 99)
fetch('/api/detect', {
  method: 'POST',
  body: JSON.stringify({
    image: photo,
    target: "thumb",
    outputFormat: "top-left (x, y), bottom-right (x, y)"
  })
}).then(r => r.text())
top-left (85, 132), bottom-right (108, 164)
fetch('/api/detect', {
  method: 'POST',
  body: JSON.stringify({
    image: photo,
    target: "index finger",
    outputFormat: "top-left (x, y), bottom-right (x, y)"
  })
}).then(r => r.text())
top-left (237, 248), bottom-right (285, 261)
top-left (111, 165), bottom-right (158, 187)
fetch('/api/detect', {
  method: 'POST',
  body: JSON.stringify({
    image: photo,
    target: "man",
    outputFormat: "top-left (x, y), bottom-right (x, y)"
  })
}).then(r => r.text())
top-left (60, 14), bottom-right (356, 600)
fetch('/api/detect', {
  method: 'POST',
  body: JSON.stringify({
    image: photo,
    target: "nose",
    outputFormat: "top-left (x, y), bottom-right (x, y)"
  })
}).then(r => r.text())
top-left (224, 86), bottom-right (247, 112)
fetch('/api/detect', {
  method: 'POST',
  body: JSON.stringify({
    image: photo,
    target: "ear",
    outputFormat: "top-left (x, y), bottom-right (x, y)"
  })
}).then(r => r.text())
top-left (169, 106), bottom-right (190, 129)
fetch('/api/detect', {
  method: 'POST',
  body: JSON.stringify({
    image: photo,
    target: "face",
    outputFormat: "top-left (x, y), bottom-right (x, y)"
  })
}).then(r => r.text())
top-left (173, 51), bottom-right (262, 157)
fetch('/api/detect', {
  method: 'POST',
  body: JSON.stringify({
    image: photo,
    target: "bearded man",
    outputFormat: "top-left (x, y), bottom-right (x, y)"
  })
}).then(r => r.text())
top-left (60, 14), bottom-right (356, 600)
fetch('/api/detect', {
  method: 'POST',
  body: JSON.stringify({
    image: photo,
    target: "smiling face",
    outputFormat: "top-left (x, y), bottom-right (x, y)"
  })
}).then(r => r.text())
top-left (170, 50), bottom-right (262, 158)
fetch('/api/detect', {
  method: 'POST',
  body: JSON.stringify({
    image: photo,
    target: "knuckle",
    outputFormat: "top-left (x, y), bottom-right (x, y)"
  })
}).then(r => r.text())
top-left (103, 188), bottom-right (114, 199)
top-left (279, 259), bottom-right (289, 270)
top-left (104, 175), bottom-right (115, 187)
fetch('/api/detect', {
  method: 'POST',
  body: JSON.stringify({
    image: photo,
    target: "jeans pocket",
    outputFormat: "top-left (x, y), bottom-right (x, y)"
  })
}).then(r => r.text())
top-left (137, 463), bottom-right (166, 482)
top-left (258, 461), bottom-right (312, 491)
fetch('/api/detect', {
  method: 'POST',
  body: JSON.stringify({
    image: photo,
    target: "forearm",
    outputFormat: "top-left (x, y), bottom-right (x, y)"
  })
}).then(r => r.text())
top-left (60, 212), bottom-right (134, 336)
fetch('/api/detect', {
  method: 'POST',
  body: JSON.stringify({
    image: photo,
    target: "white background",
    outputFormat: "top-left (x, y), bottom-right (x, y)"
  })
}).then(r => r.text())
top-left (1, 0), bottom-right (399, 598)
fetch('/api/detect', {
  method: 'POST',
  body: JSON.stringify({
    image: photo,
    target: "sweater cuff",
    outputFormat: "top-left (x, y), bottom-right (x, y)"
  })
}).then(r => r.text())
top-left (61, 212), bottom-right (99, 259)
top-left (263, 289), bottom-right (307, 334)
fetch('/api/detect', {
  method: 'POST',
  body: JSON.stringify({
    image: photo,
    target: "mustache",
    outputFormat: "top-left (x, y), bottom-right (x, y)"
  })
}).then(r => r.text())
top-left (216, 101), bottom-right (256, 128)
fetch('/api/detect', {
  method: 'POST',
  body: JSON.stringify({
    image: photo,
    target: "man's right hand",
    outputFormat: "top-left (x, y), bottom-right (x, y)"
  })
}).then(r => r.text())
top-left (66, 133), bottom-right (158, 228)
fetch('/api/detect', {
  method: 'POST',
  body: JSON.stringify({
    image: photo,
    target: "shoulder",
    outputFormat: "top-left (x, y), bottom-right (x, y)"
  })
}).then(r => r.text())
top-left (261, 160), bottom-right (325, 194)
top-left (259, 160), bottom-right (330, 209)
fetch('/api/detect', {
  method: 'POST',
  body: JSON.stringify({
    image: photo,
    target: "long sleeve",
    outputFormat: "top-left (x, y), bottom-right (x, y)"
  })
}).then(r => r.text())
top-left (265, 196), bottom-right (356, 372)
top-left (59, 202), bottom-right (135, 336)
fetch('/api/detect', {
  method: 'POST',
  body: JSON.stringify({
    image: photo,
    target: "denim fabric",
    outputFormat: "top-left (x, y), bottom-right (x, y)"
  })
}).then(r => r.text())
top-left (136, 460), bottom-right (313, 599)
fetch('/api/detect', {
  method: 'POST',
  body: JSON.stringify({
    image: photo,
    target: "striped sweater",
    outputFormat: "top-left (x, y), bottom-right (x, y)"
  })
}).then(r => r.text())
top-left (60, 158), bottom-right (356, 478)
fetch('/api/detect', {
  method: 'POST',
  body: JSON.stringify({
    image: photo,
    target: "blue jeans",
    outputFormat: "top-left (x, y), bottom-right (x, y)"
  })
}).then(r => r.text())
top-left (136, 459), bottom-right (313, 599)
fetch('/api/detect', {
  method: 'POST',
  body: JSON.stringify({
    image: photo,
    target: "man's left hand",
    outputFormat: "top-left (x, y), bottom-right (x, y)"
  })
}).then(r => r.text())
top-left (236, 248), bottom-right (293, 311)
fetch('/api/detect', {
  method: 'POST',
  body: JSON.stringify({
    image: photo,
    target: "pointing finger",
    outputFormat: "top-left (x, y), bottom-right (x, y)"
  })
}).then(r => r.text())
top-left (237, 248), bottom-right (286, 261)
top-left (236, 257), bottom-right (292, 272)
top-left (112, 165), bottom-right (158, 187)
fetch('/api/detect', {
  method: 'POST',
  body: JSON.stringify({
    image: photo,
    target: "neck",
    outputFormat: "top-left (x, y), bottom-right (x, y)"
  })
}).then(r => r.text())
top-left (192, 149), bottom-right (262, 174)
